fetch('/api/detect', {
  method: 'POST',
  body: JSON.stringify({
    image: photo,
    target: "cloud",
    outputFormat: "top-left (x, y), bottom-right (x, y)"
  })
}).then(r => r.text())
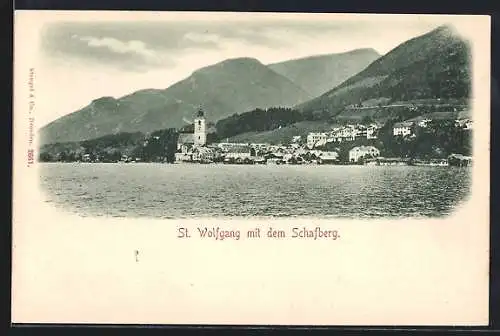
top-left (40, 18), bottom-right (445, 72)
top-left (75, 35), bottom-right (164, 65)
top-left (183, 32), bottom-right (222, 44)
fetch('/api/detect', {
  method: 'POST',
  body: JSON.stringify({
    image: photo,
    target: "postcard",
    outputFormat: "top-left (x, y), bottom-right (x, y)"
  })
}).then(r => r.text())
top-left (12, 11), bottom-right (490, 325)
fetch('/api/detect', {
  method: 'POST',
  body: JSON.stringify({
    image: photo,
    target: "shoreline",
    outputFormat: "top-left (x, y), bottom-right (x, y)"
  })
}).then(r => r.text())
top-left (37, 161), bottom-right (470, 168)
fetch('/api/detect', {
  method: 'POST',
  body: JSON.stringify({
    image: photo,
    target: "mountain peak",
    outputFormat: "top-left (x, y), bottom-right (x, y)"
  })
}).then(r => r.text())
top-left (192, 57), bottom-right (263, 76)
top-left (40, 55), bottom-right (312, 145)
top-left (297, 23), bottom-right (471, 116)
top-left (429, 24), bottom-right (462, 39)
top-left (92, 96), bottom-right (116, 103)
top-left (433, 24), bottom-right (455, 33)
top-left (268, 48), bottom-right (381, 97)
top-left (212, 57), bottom-right (264, 69)
top-left (221, 57), bottom-right (261, 64)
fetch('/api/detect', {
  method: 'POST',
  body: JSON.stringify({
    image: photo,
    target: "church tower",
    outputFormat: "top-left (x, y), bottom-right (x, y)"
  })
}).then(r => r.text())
top-left (194, 107), bottom-right (207, 146)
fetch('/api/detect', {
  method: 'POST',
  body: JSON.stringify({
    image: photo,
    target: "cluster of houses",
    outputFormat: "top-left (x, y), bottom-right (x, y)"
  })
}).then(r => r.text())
top-left (393, 114), bottom-right (472, 136)
top-left (174, 108), bottom-right (472, 166)
top-left (175, 139), bottom-right (383, 165)
top-left (305, 113), bottom-right (473, 147)
top-left (175, 108), bottom-right (378, 165)
top-left (306, 123), bottom-right (380, 149)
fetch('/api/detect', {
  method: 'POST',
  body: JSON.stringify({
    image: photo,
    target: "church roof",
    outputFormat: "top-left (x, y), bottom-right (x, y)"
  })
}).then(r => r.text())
top-left (178, 133), bottom-right (194, 144)
top-left (193, 147), bottom-right (213, 154)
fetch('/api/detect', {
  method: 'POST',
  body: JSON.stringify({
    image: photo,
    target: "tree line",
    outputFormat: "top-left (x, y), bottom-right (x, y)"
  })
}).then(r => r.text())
top-left (212, 107), bottom-right (305, 141)
top-left (39, 129), bottom-right (179, 163)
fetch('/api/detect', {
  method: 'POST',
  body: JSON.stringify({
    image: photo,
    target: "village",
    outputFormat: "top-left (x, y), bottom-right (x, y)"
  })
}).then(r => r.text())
top-left (171, 108), bottom-right (473, 167)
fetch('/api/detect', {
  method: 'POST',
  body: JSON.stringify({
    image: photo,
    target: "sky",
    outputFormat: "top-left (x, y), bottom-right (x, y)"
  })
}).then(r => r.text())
top-left (28, 12), bottom-right (474, 126)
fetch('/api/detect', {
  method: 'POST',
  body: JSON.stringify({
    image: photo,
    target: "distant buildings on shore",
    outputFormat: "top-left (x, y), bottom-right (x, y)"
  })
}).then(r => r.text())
top-left (349, 146), bottom-right (380, 163)
top-left (393, 113), bottom-right (472, 136)
top-left (48, 104), bottom-right (472, 167)
top-left (304, 113), bottom-right (472, 145)
top-left (306, 123), bottom-right (381, 149)
top-left (393, 121), bottom-right (414, 136)
top-left (174, 110), bottom-right (346, 164)
top-left (171, 107), bottom-right (472, 166)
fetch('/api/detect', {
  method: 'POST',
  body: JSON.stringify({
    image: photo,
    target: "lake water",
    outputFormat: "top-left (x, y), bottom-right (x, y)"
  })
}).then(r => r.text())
top-left (39, 163), bottom-right (472, 219)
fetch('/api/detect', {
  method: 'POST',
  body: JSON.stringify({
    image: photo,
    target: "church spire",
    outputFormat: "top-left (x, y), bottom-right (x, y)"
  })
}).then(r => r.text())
top-left (194, 105), bottom-right (207, 146)
top-left (197, 105), bottom-right (205, 118)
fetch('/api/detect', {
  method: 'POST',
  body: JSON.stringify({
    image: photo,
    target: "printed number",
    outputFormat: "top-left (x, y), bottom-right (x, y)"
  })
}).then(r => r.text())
top-left (27, 149), bottom-right (34, 164)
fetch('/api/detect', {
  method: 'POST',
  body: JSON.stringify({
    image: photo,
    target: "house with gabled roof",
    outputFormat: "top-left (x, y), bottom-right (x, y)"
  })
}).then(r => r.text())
top-left (177, 133), bottom-right (195, 153)
top-left (349, 146), bottom-right (380, 163)
top-left (393, 121), bottom-right (414, 136)
top-left (224, 146), bottom-right (255, 159)
top-left (306, 132), bottom-right (328, 149)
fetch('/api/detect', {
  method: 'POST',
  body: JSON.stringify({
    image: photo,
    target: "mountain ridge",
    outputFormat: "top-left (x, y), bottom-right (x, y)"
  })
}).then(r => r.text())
top-left (267, 48), bottom-right (379, 66)
top-left (39, 57), bottom-right (312, 145)
top-left (39, 25), bottom-right (470, 147)
top-left (267, 48), bottom-right (381, 97)
top-left (296, 24), bottom-right (471, 117)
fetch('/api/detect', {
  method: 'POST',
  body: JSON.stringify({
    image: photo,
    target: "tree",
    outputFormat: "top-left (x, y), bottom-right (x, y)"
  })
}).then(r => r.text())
top-left (39, 152), bottom-right (53, 162)
top-left (361, 115), bottom-right (374, 124)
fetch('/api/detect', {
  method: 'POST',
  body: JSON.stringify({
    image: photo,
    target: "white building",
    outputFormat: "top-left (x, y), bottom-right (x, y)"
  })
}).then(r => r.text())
top-left (308, 150), bottom-right (323, 158)
top-left (340, 125), bottom-right (356, 140)
top-left (224, 146), bottom-right (254, 161)
top-left (217, 142), bottom-right (248, 150)
top-left (366, 123), bottom-right (380, 139)
top-left (417, 118), bottom-right (432, 128)
top-left (353, 124), bottom-right (367, 138)
top-left (455, 118), bottom-right (472, 130)
top-left (307, 132), bottom-right (327, 148)
top-left (393, 121), bottom-right (414, 136)
top-left (177, 133), bottom-right (195, 153)
top-left (406, 116), bottom-right (432, 128)
top-left (349, 146), bottom-right (380, 163)
top-left (329, 125), bottom-right (358, 142)
top-left (251, 143), bottom-right (269, 150)
top-left (194, 108), bottom-right (207, 146)
top-left (175, 152), bottom-right (193, 162)
top-left (82, 153), bottom-right (91, 162)
top-left (318, 151), bottom-right (339, 164)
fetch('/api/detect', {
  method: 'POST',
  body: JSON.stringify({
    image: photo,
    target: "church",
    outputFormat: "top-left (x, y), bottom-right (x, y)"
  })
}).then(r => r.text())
top-left (175, 107), bottom-right (209, 162)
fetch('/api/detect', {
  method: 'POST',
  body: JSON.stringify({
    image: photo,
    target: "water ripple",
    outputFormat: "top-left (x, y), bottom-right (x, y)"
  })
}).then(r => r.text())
top-left (39, 163), bottom-right (472, 219)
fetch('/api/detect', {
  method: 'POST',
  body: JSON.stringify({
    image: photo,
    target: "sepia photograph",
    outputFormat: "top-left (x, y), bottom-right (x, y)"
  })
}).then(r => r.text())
top-left (35, 14), bottom-right (475, 219)
top-left (12, 11), bottom-right (490, 326)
